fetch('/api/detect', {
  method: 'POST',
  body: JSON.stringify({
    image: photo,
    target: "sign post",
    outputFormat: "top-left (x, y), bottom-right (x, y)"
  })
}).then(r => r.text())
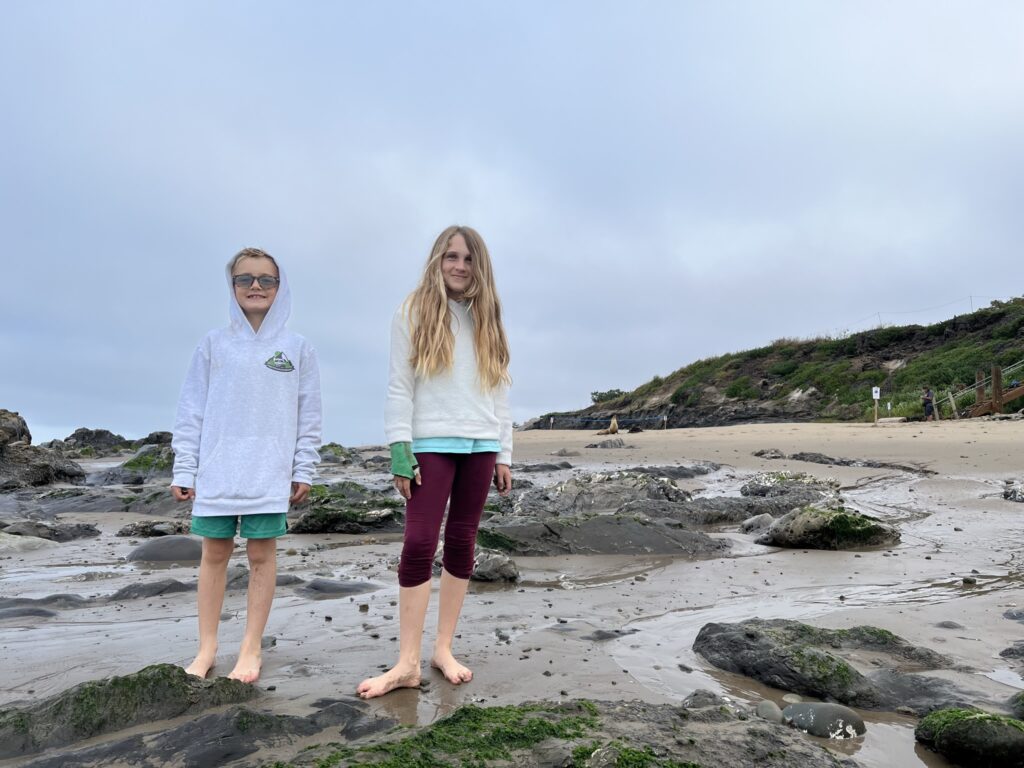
top-left (872, 387), bottom-right (881, 425)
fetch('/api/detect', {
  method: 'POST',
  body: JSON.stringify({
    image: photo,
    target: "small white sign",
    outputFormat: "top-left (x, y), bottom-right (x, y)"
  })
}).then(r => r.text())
top-left (872, 387), bottom-right (881, 400)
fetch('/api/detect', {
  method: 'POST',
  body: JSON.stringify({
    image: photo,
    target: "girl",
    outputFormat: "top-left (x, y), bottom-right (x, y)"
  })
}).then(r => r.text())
top-left (357, 226), bottom-right (512, 698)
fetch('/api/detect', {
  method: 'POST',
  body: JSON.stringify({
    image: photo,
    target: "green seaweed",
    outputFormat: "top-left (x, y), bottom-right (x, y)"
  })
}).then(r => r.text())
top-left (122, 451), bottom-right (173, 472)
top-left (475, 528), bottom-right (519, 552)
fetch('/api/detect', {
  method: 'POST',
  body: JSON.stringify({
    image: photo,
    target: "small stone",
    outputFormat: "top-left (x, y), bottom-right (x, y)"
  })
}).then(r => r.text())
top-left (359, 604), bottom-right (369, 612)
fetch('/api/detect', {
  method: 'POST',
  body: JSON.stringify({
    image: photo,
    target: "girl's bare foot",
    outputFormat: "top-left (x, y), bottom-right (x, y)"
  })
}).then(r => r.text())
top-left (357, 662), bottom-right (421, 698)
top-left (184, 652), bottom-right (216, 679)
top-left (227, 650), bottom-right (261, 683)
top-left (430, 650), bottom-right (472, 684)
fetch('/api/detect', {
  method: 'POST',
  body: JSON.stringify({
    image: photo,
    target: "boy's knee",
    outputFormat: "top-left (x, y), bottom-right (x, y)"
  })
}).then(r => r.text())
top-left (202, 537), bottom-right (235, 564)
top-left (246, 538), bottom-right (277, 567)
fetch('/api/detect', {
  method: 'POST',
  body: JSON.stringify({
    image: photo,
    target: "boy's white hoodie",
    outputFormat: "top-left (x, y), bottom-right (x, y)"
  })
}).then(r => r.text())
top-left (171, 258), bottom-right (322, 516)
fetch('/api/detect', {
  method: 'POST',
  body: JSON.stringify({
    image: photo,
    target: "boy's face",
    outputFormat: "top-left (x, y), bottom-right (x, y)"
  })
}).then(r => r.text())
top-left (232, 256), bottom-right (279, 320)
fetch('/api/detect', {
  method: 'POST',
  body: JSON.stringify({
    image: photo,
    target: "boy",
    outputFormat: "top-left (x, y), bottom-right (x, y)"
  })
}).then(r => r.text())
top-left (171, 247), bottom-right (321, 682)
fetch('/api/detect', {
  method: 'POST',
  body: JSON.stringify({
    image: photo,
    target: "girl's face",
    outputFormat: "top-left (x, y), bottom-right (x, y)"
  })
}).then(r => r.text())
top-left (441, 234), bottom-right (473, 299)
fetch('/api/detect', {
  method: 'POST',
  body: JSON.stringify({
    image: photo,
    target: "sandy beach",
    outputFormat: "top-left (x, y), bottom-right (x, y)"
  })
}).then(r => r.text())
top-left (2, 420), bottom-right (1023, 767)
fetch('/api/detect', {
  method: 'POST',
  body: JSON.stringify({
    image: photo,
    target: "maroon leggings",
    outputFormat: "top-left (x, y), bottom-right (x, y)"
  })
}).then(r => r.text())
top-left (397, 451), bottom-right (497, 588)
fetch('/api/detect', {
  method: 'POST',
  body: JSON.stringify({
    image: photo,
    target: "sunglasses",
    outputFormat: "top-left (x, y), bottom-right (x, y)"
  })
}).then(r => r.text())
top-left (232, 274), bottom-right (280, 290)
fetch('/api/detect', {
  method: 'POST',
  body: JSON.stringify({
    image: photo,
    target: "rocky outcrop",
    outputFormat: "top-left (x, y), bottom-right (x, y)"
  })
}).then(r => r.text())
top-left (62, 427), bottom-right (130, 455)
top-left (286, 695), bottom-right (862, 768)
top-left (477, 469), bottom-right (829, 556)
top-left (755, 448), bottom-right (937, 476)
top-left (0, 413), bottom-right (85, 490)
top-left (694, 619), bottom-right (976, 715)
top-left (756, 505), bottom-right (901, 549)
top-left (126, 535), bottom-right (202, 562)
top-left (781, 702), bottom-right (866, 739)
top-left (2, 520), bottom-right (99, 542)
top-left (289, 481), bottom-right (404, 534)
top-left (116, 520), bottom-right (190, 537)
top-left (94, 445), bottom-right (174, 485)
top-left (0, 664), bottom-right (256, 758)
top-left (915, 708), bottom-right (1024, 768)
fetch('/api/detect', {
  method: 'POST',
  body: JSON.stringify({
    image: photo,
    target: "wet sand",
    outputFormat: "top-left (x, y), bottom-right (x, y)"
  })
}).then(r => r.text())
top-left (2, 420), bottom-right (1023, 767)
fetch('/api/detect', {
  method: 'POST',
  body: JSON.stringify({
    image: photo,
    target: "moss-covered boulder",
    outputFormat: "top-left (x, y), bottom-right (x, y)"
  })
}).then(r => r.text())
top-left (95, 445), bottom-right (174, 485)
top-left (281, 695), bottom-right (860, 768)
top-left (916, 707), bottom-right (1024, 767)
top-left (757, 505), bottom-right (900, 549)
top-left (694, 619), bottom-right (958, 713)
top-left (1009, 691), bottom-right (1024, 720)
top-left (0, 663), bottom-right (257, 757)
top-left (289, 481), bottom-right (404, 533)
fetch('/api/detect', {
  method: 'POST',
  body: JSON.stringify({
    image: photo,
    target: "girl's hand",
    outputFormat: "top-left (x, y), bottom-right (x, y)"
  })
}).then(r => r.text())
top-left (394, 468), bottom-right (422, 500)
top-left (171, 485), bottom-right (195, 501)
top-left (290, 482), bottom-right (311, 504)
top-left (493, 464), bottom-right (512, 496)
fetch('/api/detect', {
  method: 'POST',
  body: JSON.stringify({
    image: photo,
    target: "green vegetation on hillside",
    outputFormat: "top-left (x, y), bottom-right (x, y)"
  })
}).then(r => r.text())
top-left (553, 298), bottom-right (1024, 424)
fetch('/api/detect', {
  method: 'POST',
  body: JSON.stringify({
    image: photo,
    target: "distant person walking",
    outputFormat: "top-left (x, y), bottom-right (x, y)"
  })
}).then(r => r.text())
top-left (358, 225), bottom-right (512, 699)
top-left (171, 248), bottom-right (322, 682)
top-left (922, 387), bottom-right (935, 421)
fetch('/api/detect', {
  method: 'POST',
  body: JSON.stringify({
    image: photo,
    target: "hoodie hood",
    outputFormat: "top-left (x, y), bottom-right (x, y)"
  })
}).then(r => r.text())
top-left (226, 256), bottom-right (292, 339)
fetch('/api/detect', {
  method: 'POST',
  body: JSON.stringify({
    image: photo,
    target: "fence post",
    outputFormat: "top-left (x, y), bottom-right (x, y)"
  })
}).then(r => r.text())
top-left (993, 365), bottom-right (1003, 414)
top-left (662, 415), bottom-right (668, 429)
top-left (947, 391), bottom-right (959, 419)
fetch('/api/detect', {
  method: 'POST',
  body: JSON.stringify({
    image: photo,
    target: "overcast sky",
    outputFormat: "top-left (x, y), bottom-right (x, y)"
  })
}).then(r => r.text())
top-left (2, 2), bottom-right (1022, 446)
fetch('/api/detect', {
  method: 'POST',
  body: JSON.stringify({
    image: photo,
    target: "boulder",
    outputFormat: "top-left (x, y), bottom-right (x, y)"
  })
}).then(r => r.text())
top-left (3, 520), bottom-right (100, 542)
top-left (126, 535), bottom-right (202, 563)
top-left (0, 663), bottom-right (256, 758)
top-left (0, 532), bottom-right (59, 552)
top-left (782, 702), bottom-right (865, 738)
top-left (1010, 692), bottom-right (1024, 720)
top-left (94, 445), bottom-right (174, 485)
top-left (289, 482), bottom-right (404, 533)
top-left (295, 578), bottom-right (377, 599)
top-left (694, 618), bottom-right (965, 714)
top-left (915, 708), bottom-right (1024, 768)
top-left (116, 520), bottom-right (190, 537)
top-left (131, 431), bottom-right (172, 449)
top-left (0, 410), bottom-right (31, 446)
top-left (62, 427), bottom-right (129, 454)
top-left (0, 440), bottom-right (85, 490)
top-left (741, 513), bottom-right (775, 533)
top-left (757, 505), bottom-right (900, 549)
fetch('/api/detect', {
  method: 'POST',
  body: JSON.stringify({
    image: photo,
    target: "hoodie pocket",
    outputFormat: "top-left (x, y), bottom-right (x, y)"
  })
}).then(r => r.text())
top-left (196, 436), bottom-right (291, 501)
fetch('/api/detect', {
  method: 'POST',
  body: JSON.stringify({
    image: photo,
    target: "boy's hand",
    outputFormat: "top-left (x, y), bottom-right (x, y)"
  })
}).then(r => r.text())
top-left (290, 482), bottom-right (311, 504)
top-left (171, 485), bottom-right (195, 501)
top-left (493, 464), bottom-right (512, 496)
top-left (393, 468), bottom-right (421, 500)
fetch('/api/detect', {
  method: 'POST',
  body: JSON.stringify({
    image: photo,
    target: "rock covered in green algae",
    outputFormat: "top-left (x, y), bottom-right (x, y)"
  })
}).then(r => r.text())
top-left (916, 708), bottom-right (1024, 768)
top-left (0, 663), bottom-right (257, 758)
top-left (288, 481), bottom-right (405, 533)
top-left (756, 504), bottom-right (900, 549)
top-left (693, 619), bottom-right (959, 714)
top-left (1010, 692), bottom-right (1024, 720)
top-left (278, 695), bottom-right (863, 768)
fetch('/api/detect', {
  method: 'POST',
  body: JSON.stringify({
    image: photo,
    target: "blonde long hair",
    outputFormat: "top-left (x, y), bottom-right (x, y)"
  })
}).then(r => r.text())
top-left (405, 225), bottom-right (510, 389)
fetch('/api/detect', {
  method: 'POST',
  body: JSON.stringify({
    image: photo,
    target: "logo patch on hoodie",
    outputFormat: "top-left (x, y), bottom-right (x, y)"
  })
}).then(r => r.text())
top-left (264, 352), bottom-right (295, 372)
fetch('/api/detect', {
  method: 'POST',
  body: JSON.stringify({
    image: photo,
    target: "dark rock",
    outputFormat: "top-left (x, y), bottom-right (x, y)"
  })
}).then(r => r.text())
top-left (126, 535), bottom-right (202, 563)
top-left (116, 520), bottom-right (190, 537)
top-left (468, 549), bottom-right (519, 582)
top-left (753, 448), bottom-right (785, 459)
top-left (108, 579), bottom-right (195, 601)
top-left (581, 628), bottom-right (639, 641)
top-left (627, 464), bottom-right (718, 480)
top-left (740, 513), bottom-right (775, 533)
top-left (361, 455), bottom-right (390, 469)
top-left (915, 707), bottom-right (1024, 767)
top-left (296, 578), bottom-right (377, 599)
top-left (757, 505), bottom-right (900, 549)
top-left (0, 594), bottom-right (91, 610)
top-left (1004, 609), bottom-right (1024, 623)
top-left (19, 697), bottom-right (394, 768)
top-left (1010, 692), bottom-right (1024, 720)
top-left (131, 431), bottom-right (172, 448)
top-left (94, 445), bottom-right (174, 485)
top-left (515, 462), bottom-right (573, 472)
top-left (289, 482), bottom-right (404, 533)
top-left (694, 619), bottom-right (965, 714)
top-left (999, 642), bottom-right (1024, 659)
top-left (0, 436), bottom-right (85, 489)
top-left (63, 427), bottom-right (129, 453)
top-left (3, 520), bottom-right (100, 542)
top-left (936, 621), bottom-right (964, 629)
top-left (782, 702), bottom-right (866, 738)
top-left (585, 438), bottom-right (627, 448)
top-left (0, 607), bottom-right (57, 620)
top-left (0, 663), bottom-right (256, 758)
top-left (740, 471), bottom-right (838, 498)
top-left (0, 410), bottom-right (31, 446)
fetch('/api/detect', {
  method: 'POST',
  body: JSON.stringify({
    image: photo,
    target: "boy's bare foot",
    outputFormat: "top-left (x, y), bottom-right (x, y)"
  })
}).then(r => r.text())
top-left (184, 652), bottom-right (216, 679)
top-left (357, 661), bottom-right (421, 699)
top-left (430, 650), bottom-right (473, 685)
top-left (227, 651), bottom-right (262, 684)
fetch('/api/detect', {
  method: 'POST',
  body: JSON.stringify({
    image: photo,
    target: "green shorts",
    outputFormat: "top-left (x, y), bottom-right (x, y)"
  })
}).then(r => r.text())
top-left (190, 513), bottom-right (288, 540)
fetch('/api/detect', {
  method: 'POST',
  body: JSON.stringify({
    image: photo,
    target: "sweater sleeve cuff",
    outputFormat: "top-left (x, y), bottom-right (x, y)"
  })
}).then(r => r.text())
top-left (172, 473), bottom-right (196, 490)
top-left (390, 442), bottom-right (418, 478)
top-left (497, 452), bottom-right (512, 467)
